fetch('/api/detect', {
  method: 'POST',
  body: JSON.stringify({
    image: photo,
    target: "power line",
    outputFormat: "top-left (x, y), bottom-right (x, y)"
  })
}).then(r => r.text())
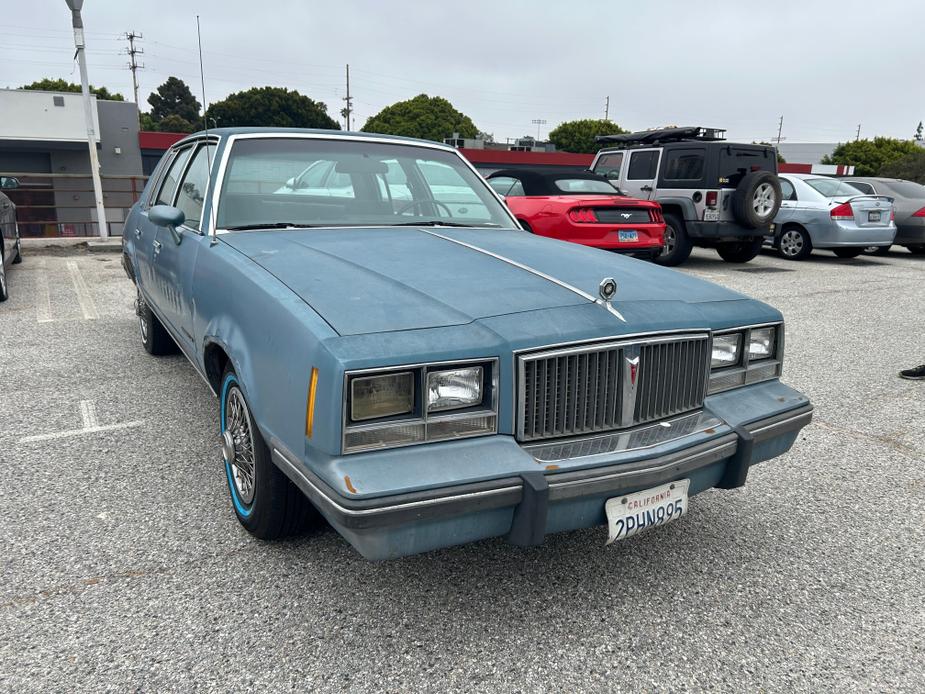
top-left (124, 31), bottom-right (144, 108)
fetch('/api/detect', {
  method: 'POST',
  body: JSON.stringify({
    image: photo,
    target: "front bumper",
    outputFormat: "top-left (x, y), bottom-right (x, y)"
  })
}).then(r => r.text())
top-left (273, 380), bottom-right (813, 560)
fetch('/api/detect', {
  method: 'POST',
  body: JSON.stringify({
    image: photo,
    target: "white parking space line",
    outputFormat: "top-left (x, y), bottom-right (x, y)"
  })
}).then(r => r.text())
top-left (34, 258), bottom-right (53, 323)
top-left (66, 260), bottom-right (99, 320)
top-left (18, 400), bottom-right (143, 444)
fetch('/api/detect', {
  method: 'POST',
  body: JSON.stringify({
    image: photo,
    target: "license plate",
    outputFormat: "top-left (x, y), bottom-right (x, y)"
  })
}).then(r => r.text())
top-left (605, 479), bottom-right (689, 544)
top-left (704, 209), bottom-right (720, 222)
top-left (618, 230), bottom-right (638, 242)
top-left (868, 211), bottom-right (881, 222)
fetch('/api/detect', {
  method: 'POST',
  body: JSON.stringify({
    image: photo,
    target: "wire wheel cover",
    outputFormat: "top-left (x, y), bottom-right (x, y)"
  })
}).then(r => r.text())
top-left (225, 386), bottom-right (256, 505)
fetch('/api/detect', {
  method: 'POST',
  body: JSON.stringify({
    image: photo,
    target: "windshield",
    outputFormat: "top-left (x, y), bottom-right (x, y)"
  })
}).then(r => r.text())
top-left (554, 178), bottom-right (620, 194)
top-left (805, 178), bottom-right (869, 198)
top-left (216, 138), bottom-right (517, 230)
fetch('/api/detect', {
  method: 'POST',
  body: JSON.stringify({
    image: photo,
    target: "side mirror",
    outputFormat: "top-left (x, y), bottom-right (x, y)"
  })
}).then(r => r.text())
top-left (0, 176), bottom-right (20, 190)
top-left (149, 205), bottom-right (186, 244)
top-left (285, 176), bottom-right (297, 189)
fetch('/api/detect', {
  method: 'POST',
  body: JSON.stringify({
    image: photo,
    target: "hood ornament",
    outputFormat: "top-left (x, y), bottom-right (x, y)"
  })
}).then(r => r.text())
top-left (597, 277), bottom-right (625, 322)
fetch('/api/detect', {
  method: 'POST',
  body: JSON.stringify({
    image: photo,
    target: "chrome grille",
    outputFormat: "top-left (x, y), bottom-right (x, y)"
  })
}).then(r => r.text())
top-left (517, 334), bottom-right (710, 442)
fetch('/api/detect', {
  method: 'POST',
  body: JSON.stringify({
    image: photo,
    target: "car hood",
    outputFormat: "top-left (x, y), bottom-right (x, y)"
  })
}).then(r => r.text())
top-left (221, 227), bottom-right (747, 336)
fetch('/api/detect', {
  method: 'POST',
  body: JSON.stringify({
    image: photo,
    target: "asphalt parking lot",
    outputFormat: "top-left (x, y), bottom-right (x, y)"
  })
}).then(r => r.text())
top-left (1, 245), bottom-right (923, 692)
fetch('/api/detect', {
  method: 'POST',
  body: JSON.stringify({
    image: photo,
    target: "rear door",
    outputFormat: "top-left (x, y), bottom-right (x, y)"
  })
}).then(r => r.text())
top-left (621, 149), bottom-right (660, 199)
top-left (775, 177), bottom-right (798, 225)
top-left (150, 142), bottom-right (214, 351)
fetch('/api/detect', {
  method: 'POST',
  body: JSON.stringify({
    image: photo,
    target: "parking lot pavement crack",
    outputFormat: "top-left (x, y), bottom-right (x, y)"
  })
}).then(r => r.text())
top-left (813, 418), bottom-right (924, 462)
top-left (0, 547), bottom-right (253, 612)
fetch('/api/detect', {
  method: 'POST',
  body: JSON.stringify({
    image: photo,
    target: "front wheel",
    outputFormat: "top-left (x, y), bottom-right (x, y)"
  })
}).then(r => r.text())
top-left (778, 227), bottom-right (812, 261)
top-left (654, 213), bottom-right (692, 266)
top-left (833, 248), bottom-right (864, 259)
top-left (220, 367), bottom-right (317, 539)
top-left (716, 239), bottom-right (763, 263)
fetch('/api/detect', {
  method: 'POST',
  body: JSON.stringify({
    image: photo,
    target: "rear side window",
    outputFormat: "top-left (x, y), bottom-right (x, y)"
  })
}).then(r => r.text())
top-left (593, 152), bottom-right (624, 179)
top-left (154, 147), bottom-right (193, 206)
top-left (489, 177), bottom-right (525, 196)
top-left (627, 151), bottom-right (659, 180)
top-left (662, 149), bottom-right (705, 181)
top-left (718, 147), bottom-right (775, 188)
top-left (779, 178), bottom-right (796, 201)
top-left (881, 180), bottom-right (925, 198)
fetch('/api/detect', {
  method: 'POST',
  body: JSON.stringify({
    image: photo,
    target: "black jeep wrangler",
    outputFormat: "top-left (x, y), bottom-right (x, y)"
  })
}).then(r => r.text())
top-left (591, 127), bottom-right (782, 266)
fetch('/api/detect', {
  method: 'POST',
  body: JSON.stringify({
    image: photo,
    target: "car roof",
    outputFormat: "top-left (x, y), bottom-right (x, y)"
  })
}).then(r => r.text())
top-left (487, 169), bottom-right (614, 196)
top-left (171, 127), bottom-right (456, 151)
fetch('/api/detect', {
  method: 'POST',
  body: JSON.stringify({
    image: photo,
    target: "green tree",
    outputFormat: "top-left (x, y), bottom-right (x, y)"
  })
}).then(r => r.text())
top-left (361, 94), bottom-right (477, 142)
top-left (548, 119), bottom-right (628, 154)
top-left (821, 137), bottom-right (921, 177)
top-left (156, 114), bottom-right (196, 133)
top-left (879, 148), bottom-right (925, 184)
top-left (20, 77), bottom-right (124, 101)
top-left (147, 77), bottom-right (201, 125)
top-left (206, 86), bottom-right (339, 129)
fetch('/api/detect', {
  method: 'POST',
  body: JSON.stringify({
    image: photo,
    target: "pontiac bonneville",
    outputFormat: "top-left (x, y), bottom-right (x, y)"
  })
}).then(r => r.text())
top-left (122, 128), bottom-right (812, 559)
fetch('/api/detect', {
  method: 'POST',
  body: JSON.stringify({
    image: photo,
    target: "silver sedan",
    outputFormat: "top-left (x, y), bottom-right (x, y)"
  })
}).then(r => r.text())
top-left (842, 177), bottom-right (925, 255)
top-left (771, 174), bottom-right (896, 260)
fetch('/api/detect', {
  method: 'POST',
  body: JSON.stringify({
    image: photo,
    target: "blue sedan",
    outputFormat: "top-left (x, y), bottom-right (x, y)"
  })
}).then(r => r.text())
top-left (122, 128), bottom-right (812, 560)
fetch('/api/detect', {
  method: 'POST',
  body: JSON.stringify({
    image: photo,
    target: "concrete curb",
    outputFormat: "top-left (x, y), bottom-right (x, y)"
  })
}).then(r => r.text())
top-left (20, 238), bottom-right (123, 254)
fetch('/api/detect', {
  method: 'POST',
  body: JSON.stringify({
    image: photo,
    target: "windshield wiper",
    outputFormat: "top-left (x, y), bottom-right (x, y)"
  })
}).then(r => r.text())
top-left (224, 222), bottom-right (318, 231)
top-left (388, 220), bottom-right (500, 228)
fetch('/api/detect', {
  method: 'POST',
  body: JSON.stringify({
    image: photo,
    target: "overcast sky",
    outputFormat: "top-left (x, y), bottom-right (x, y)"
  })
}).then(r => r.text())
top-left (2, 1), bottom-right (922, 144)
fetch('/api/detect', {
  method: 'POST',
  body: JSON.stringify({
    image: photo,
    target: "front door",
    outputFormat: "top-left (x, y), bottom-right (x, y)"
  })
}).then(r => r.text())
top-left (150, 142), bottom-right (213, 353)
top-left (621, 148), bottom-right (661, 200)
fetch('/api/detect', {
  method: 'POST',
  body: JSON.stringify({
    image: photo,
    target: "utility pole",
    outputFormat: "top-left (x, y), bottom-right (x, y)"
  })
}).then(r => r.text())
top-left (604, 96), bottom-right (610, 121)
top-left (342, 64), bottom-right (353, 131)
top-left (124, 31), bottom-right (144, 109)
top-left (855, 124), bottom-right (861, 141)
top-left (65, 0), bottom-right (108, 240)
top-left (531, 118), bottom-right (547, 141)
top-left (776, 115), bottom-right (783, 145)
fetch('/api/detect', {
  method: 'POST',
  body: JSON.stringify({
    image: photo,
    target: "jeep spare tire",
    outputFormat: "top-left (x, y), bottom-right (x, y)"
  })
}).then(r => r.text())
top-left (732, 171), bottom-right (781, 229)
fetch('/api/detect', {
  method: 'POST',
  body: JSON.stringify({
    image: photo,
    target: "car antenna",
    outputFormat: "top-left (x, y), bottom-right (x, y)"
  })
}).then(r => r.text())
top-left (196, 15), bottom-right (217, 245)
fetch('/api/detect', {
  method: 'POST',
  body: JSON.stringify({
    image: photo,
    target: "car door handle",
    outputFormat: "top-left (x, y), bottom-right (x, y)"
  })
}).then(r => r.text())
top-left (153, 240), bottom-right (162, 256)
top-left (134, 227), bottom-right (142, 238)
top-left (640, 185), bottom-right (653, 192)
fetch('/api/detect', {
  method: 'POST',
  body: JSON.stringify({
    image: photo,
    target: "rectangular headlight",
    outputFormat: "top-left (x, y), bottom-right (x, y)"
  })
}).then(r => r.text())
top-left (426, 366), bottom-right (483, 412)
top-left (711, 333), bottom-right (741, 368)
top-left (748, 327), bottom-right (776, 361)
top-left (350, 372), bottom-right (414, 421)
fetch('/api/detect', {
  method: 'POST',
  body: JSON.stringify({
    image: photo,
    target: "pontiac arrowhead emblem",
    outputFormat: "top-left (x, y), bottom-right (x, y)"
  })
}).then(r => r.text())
top-left (620, 346), bottom-right (642, 426)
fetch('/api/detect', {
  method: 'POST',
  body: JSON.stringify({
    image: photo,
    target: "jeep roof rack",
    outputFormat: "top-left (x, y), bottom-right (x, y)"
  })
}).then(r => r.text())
top-left (596, 126), bottom-right (727, 146)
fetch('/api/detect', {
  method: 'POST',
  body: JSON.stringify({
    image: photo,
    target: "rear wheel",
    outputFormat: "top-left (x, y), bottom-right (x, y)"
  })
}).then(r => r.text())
top-left (654, 213), bottom-right (692, 266)
top-left (833, 248), bottom-right (864, 259)
top-left (137, 288), bottom-right (177, 355)
top-left (716, 239), bottom-right (763, 263)
top-left (906, 245), bottom-right (925, 255)
top-left (220, 366), bottom-right (317, 539)
top-left (778, 226), bottom-right (812, 261)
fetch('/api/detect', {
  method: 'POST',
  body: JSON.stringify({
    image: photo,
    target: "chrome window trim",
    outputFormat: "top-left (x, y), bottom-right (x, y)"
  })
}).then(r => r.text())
top-left (341, 357), bottom-right (500, 454)
top-left (208, 132), bottom-right (523, 238)
top-left (144, 148), bottom-right (179, 210)
top-left (173, 139), bottom-right (220, 237)
top-left (514, 331), bottom-right (712, 441)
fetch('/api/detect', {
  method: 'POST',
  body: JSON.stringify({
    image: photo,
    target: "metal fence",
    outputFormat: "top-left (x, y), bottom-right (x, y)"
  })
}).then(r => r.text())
top-left (0, 172), bottom-right (148, 238)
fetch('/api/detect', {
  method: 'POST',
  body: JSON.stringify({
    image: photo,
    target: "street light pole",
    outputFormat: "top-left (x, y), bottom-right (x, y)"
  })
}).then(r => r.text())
top-left (65, 0), bottom-right (108, 239)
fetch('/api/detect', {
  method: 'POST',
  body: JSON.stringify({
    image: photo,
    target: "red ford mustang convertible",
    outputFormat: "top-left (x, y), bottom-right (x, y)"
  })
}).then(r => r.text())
top-left (488, 170), bottom-right (665, 258)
